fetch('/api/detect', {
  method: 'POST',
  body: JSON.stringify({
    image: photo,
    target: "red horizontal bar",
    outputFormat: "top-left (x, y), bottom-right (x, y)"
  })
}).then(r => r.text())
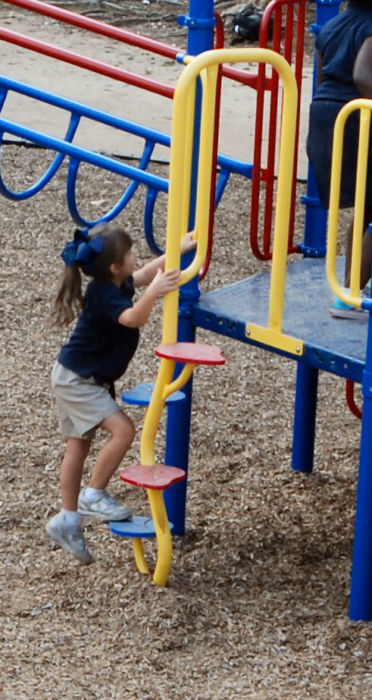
top-left (0, 27), bottom-right (175, 99)
top-left (1, 0), bottom-right (263, 90)
top-left (222, 65), bottom-right (261, 90)
top-left (1, 0), bottom-right (180, 60)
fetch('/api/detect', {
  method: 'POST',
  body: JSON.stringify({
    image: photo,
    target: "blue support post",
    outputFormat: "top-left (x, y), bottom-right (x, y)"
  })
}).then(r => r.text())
top-left (349, 315), bottom-right (372, 620)
top-left (163, 0), bottom-right (215, 535)
top-left (292, 363), bottom-right (319, 473)
top-left (292, 1), bottom-right (342, 477)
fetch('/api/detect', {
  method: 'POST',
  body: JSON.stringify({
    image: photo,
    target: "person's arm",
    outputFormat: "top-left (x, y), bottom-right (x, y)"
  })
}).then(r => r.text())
top-left (118, 268), bottom-right (180, 328)
top-left (133, 231), bottom-right (196, 288)
top-left (353, 36), bottom-right (372, 98)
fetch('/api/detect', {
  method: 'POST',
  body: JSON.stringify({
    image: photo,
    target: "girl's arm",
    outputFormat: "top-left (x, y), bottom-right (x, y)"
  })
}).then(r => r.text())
top-left (133, 232), bottom-right (196, 288)
top-left (118, 268), bottom-right (180, 328)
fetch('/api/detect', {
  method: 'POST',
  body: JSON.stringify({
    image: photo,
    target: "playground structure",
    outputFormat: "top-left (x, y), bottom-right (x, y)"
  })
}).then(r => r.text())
top-left (1, 0), bottom-right (372, 620)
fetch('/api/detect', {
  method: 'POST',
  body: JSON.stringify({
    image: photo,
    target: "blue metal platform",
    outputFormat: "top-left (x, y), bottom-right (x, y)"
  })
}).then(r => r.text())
top-left (192, 256), bottom-right (367, 382)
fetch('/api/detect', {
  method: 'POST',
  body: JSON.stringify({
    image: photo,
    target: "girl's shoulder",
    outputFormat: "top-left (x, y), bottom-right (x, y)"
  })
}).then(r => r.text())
top-left (120, 275), bottom-right (135, 298)
top-left (85, 277), bottom-right (134, 310)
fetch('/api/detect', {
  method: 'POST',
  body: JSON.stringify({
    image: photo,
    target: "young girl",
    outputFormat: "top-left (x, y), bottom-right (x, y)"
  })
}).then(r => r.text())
top-left (47, 222), bottom-right (195, 564)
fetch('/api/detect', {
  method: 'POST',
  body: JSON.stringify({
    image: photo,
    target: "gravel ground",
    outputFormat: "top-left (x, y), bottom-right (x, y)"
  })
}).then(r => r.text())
top-left (2, 2), bottom-right (372, 699)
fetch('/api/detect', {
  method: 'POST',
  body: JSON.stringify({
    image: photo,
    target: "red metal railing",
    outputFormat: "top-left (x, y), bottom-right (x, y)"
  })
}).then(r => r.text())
top-left (0, 26), bottom-right (175, 98)
top-left (250, 0), bottom-right (306, 260)
top-left (1, 0), bottom-right (180, 59)
top-left (1, 0), bottom-right (259, 92)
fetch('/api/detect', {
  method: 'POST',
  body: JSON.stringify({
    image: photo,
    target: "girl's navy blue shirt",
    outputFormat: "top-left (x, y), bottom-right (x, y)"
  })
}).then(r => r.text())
top-left (58, 276), bottom-right (139, 385)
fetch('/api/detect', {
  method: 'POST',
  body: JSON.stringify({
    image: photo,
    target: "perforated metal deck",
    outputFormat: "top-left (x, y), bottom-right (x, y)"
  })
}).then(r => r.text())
top-left (192, 257), bottom-right (367, 382)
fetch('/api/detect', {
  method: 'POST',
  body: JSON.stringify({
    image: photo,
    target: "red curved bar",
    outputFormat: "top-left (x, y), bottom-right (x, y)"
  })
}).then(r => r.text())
top-left (346, 380), bottom-right (362, 420)
top-left (0, 27), bottom-right (174, 99)
top-left (213, 11), bottom-right (225, 49)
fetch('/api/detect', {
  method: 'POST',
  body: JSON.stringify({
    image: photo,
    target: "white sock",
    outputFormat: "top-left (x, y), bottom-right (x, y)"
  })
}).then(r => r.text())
top-left (61, 509), bottom-right (80, 526)
top-left (83, 487), bottom-right (105, 504)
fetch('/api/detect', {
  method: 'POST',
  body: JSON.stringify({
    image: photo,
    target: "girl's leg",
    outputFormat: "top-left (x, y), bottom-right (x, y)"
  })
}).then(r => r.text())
top-left (47, 437), bottom-right (93, 564)
top-left (60, 437), bottom-right (91, 511)
top-left (88, 411), bottom-right (135, 490)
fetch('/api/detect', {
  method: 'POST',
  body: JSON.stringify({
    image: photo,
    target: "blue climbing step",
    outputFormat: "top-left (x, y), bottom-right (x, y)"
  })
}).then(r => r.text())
top-left (122, 381), bottom-right (186, 406)
top-left (109, 515), bottom-right (174, 538)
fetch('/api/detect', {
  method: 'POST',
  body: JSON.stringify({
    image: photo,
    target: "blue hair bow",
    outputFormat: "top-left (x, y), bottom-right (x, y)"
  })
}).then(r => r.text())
top-left (61, 228), bottom-right (103, 268)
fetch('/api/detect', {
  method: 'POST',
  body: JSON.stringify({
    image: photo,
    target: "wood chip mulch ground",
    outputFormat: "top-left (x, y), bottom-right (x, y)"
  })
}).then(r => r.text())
top-left (1, 2), bottom-right (372, 699)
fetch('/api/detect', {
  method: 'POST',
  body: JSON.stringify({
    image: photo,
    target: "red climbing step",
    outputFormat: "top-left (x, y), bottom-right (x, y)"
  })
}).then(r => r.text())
top-left (120, 464), bottom-right (186, 490)
top-left (155, 342), bottom-right (225, 365)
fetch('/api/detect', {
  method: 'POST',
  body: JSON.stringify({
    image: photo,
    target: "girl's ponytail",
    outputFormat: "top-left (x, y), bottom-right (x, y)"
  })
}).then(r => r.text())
top-left (51, 264), bottom-right (83, 327)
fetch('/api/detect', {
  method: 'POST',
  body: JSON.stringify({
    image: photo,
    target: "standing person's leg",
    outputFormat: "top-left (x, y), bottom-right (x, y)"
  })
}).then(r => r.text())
top-left (78, 411), bottom-right (135, 522)
top-left (46, 437), bottom-right (93, 564)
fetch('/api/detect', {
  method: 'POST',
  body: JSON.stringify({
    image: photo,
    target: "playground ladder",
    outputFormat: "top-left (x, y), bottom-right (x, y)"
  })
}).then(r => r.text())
top-left (109, 47), bottom-right (298, 585)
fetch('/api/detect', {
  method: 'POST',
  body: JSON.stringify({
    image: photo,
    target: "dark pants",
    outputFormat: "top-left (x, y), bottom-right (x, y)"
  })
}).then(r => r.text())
top-left (307, 99), bottom-right (372, 209)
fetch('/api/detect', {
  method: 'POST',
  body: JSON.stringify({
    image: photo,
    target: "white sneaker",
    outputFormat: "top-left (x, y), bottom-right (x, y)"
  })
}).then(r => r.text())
top-left (78, 490), bottom-right (132, 522)
top-left (46, 513), bottom-right (92, 564)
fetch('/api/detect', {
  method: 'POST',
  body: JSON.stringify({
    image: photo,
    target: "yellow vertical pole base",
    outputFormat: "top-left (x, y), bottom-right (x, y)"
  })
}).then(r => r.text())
top-left (147, 488), bottom-right (173, 586)
top-left (132, 538), bottom-right (150, 575)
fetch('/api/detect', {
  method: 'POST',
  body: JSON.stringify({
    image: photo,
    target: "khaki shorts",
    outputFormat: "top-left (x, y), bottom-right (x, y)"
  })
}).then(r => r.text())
top-left (51, 361), bottom-right (120, 440)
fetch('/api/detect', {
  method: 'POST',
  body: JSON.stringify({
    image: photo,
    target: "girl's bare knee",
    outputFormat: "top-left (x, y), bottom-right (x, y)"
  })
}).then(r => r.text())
top-left (102, 411), bottom-right (135, 446)
top-left (123, 415), bottom-right (135, 448)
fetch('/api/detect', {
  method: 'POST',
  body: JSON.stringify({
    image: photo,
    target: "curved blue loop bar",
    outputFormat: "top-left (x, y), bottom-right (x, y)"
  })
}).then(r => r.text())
top-left (0, 75), bottom-right (255, 241)
top-left (0, 113), bottom-right (80, 200)
top-left (0, 86), bottom-right (8, 111)
top-left (66, 139), bottom-right (156, 227)
top-left (0, 74), bottom-right (170, 219)
top-left (144, 187), bottom-right (165, 255)
top-left (0, 117), bottom-right (169, 187)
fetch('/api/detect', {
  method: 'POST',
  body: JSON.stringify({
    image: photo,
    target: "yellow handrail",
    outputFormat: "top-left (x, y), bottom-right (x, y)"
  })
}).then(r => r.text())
top-left (326, 99), bottom-right (372, 307)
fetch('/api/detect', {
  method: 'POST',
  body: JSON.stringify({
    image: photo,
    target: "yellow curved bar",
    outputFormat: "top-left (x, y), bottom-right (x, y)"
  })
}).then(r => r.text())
top-left (179, 64), bottom-right (219, 285)
top-left (141, 358), bottom-right (175, 465)
top-left (147, 489), bottom-right (173, 586)
top-left (132, 539), bottom-right (149, 574)
top-left (327, 99), bottom-right (372, 308)
top-left (136, 359), bottom-right (174, 582)
top-left (165, 49), bottom-right (298, 335)
top-left (162, 363), bottom-right (196, 400)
